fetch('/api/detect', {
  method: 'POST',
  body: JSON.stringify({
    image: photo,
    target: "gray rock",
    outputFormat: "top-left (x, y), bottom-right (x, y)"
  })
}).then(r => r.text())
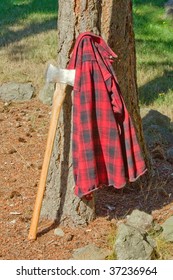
top-left (0, 82), bottom-right (34, 102)
top-left (126, 209), bottom-right (153, 233)
top-left (114, 224), bottom-right (156, 260)
top-left (71, 244), bottom-right (111, 260)
top-left (142, 109), bottom-right (171, 129)
top-left (151, 145), bottom-right (165, 160)
top-left (141, 109), bottom-right (173, 148)
top-left (153, 223), bottom-right (162, 232)
top-left (165, 0), bottom-right (173, 5)
top-left (165, 0), bottom-right (173, 18)
top-left (146, 235), bottom-right (157, 249)
top-left (161, 216), bottom-right (173, 242)
top-left (167, 147), bottom-right (173, 164)
top-left (54, 228), bottom-right (65, 237)
top-left (38, 83), bottom-right (54, 105)
top-left (65, 234), bottom-right (74, 242)
top-left (144, 125), bottom-right (173, 148)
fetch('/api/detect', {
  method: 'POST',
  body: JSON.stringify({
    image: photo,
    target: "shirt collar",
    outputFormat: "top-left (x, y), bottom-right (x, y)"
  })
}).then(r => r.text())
top-left (68, 32), bottom-right (117, 70)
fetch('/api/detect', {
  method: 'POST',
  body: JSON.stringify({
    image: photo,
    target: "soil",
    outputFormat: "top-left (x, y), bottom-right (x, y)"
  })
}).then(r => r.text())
top-left (0, 98), bottom-right (173, 260)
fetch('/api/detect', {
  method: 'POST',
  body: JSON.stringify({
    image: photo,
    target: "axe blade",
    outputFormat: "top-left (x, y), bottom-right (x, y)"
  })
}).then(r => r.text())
top-left (45, 64), bottom-right (75, 86)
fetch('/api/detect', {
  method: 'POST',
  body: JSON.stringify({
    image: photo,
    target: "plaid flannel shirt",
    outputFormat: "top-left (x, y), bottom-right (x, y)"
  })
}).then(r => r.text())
top-left (68, 32), bottom-right (147, 199)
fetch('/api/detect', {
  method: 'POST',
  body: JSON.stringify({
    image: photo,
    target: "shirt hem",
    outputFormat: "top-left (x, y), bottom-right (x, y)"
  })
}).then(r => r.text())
top-left (75, 168), bottom-right (148, 199)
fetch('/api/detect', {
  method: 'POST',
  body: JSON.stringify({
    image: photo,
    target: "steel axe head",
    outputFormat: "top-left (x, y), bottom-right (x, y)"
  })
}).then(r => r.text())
top-left (45, 64), bottom-right (75, 86)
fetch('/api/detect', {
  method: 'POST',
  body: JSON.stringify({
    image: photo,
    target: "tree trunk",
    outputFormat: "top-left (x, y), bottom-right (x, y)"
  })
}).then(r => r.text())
top-left (41, 0), bottom-right (149, 226)
top-left (100, 0), bottom-right (148, 164)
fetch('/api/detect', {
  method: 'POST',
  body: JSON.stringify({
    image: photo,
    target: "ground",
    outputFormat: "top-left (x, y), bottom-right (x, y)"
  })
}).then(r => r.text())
top-left (0, 98), bottom-right (173, 260)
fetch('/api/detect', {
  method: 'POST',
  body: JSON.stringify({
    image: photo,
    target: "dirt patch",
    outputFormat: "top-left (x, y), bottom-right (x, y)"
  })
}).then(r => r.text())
top-left (0, 98), bottom-right (173, 260)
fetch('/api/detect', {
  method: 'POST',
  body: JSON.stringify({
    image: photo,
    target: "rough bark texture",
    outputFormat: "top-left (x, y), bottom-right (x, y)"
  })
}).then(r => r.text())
top-left (41, 0), bottom-right (149, 226)
top-left (100, 0), bottom-right (148, 163)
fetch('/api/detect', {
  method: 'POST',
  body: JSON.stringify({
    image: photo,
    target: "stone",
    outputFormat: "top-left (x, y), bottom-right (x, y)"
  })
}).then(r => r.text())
top-left (18, 137), bottom-right (27, 143)
top-left (166, 147), bottom-right (173, 164)
top-left (142, 109), bottom-right (171, 129)
top-left (71, 243), bottom-right (111, 260)
top-left (153, 223), bottom-right (162, 233)
top-left (38, 83), bottom-right (54, 105)
top-left (65, 234), bottom-right (74, 242)
top-left (144, 125), bottom-right (172, 148)
top-left (8, 148), bottom-right (17, 154)
top-left (16, 122), bottom-right (22, 128)
top-left (114, 224), bottom-right (156, 260)
top-left (141, 109), bottom-right (173, 148)
top-left (146, 235), bottom-right (157, 249)
top-left (161, 216), bottom-right (173, 242)
top-left (151, 145), bottom-right (165, 160)
top-left (165, 0), bottom-right (173, 18)
top-left (54, 228), bottom-right (65, 237)
top-left (9, 219), bottom-right (16, 224)
top-left (165, 0), bottom-right (173, 5)
top-left (0, 82), bottom-right (34, 102)
top-left (10, 191), bottom-right (21, 199)
top-left (126, 209), bottom-right (153, 233)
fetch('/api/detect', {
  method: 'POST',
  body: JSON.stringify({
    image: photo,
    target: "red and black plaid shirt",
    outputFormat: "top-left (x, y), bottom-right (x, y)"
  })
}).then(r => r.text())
top-left (68, 32), bottom-right (147, 198)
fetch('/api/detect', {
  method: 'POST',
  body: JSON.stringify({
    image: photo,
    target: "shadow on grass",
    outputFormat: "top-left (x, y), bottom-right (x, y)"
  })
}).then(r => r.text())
top-left (0, 19), bottom-right (57, 48)
top-left (139, 70), bottom-right (173, 105)
top-left (136, 38), bottom-right (173, 56)
top-left (133, 0), bottom-right (166, 7)
top-left (0, 0), bottom-right (57, 48)
top-left (133, 1), bottom-right (173, 106)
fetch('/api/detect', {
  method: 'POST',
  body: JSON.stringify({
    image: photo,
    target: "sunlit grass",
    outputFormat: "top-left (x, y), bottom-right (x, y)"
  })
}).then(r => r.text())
top-left (155, 236), bottom-right (173, 260)
top-left (133, 0), bottom-right (173, 114)
top-left (0, 0), bottom-right (57, 93)
top-left (0, 0), bottom-right (173, 116)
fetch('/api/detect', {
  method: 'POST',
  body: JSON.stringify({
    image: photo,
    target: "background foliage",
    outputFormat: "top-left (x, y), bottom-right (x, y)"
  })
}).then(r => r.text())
top-left (0, 0), bottom-right (172, 117)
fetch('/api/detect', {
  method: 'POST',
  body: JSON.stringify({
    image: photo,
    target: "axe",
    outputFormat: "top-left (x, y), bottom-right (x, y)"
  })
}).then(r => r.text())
top-left (28, 64), bottom-right (75, 240)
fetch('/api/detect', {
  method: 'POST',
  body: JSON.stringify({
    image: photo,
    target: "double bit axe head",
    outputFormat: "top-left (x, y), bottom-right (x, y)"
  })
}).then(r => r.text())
top-left (45, 64), bottom-right (75, 86)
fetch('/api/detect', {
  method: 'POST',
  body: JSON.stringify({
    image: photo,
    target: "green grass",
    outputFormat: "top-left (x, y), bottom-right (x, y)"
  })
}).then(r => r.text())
top-left (133, 0), bottom-right (173, 112)
top-left (0, 0), bottom-right (172, 117)
top-left (155, 236), bottom-right (173, 259)
top-left (0, 0), bottom-right (58, 91)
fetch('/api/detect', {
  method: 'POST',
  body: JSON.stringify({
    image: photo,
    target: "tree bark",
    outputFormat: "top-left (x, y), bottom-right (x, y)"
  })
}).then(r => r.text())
top-left (41, 0), bottom-right (149, 226)
top-left (100, 0), bottom-right (149, 164)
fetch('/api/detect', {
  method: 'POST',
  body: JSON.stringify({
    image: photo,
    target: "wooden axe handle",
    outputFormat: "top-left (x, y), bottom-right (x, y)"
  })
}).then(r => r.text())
top-left (28, 83), bottom-right (67, 240)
